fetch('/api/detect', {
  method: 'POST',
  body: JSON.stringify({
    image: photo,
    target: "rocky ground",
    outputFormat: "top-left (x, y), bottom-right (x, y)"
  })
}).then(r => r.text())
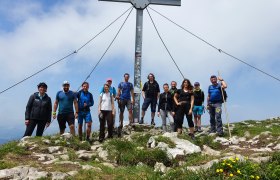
top-left (0, 117), bottom-right (280, 179)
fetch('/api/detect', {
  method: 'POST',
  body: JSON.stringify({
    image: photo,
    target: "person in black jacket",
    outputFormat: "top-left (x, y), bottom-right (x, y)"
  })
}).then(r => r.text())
top-left (24, 82), bottom-right (52, 137)
top-left (157, 83), bottom-right (174, 132)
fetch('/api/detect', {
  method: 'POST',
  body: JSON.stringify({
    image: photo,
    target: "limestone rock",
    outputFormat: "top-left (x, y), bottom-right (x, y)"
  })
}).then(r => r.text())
top-left (187, 159), bottom-right (219, 171)
top-left (249, 156), bottom-right (271, 164)
top-left (202, 145), bottom-right (221, 156)
top-left (51, 171), bottom-right (68, 180)
top-left (82, 165), bottom-right (102, 172)
top-left (154, 162), bottom-right (167, 173)
top-left (98, 150), bottom-right (108, 161)
top-left (273, 144), bottom-right (280, 150)
top-left (48, 146), bottom-right (62, 154)
top-left (162, 132), bottom-right (201, 158)
top-left (61, 133), bottom-right (73, 140)
top-left (60, 154), bottom-right (69, 161)
top-left (147, 137), bottom-right (156, 148)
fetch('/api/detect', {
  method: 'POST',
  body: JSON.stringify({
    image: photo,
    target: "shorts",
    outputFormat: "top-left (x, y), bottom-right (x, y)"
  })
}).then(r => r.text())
top-left (119, 99), bottom-right (132, 113)
top-left (193, 105), bottom-right (204, 116)
top-left (78, 111), bottom-right (92, 124)
top-left (142, 98), bottom-right (157, 113)
top-left (57, 113), bottom-right (75, 130)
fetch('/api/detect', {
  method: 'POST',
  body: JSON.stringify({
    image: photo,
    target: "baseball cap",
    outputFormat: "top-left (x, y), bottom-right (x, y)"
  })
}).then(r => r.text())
top-left (62, 81), bottom-right (70, 86)
top-left (106, 78), bottom-right (112, 82)
top-left (37, 82), bottom-right (47, 89)
top-left (194, 82), bottom-right (200, 86)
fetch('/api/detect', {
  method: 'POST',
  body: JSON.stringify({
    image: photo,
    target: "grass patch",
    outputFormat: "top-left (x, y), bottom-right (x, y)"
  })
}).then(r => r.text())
top-left (194, 136), bottom-right (222, 150)
top-left (131, 133), bottom-right (152, 147)
top-left (68, 164), bottom-right (161, 180)
top-left (104, 138), bottom-right (171, 167)
top-left (183, 153), bottom-right (216, 166)
top-left (155, 136), bottom-right (176, 148)
top-left (0, 160), bottom-right (17, 170)
top-left (0, 141), bottom-right (29, 159)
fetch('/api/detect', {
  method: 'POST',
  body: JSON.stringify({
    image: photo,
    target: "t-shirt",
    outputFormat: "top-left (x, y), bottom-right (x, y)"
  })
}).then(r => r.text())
top-left (118, 82), bottom-right (133, 100)
top-left (176, 89), bottom-right (193, 103)
top-left (100, 92), bottom-right (113, 111)
top-left (142, 81), bottom-right (160, 98)
top-left (99, 86), bottom-right (116, 97)
top-left (193, 89), bottom-right (204, 106)
top-left (208, 83), bottom-right (223, 103)
top-left (56, 90), bottom-right (76, 114)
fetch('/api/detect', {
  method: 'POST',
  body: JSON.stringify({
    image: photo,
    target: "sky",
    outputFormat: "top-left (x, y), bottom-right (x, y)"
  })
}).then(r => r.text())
top-left (0, 0), bottom-right (280, 142)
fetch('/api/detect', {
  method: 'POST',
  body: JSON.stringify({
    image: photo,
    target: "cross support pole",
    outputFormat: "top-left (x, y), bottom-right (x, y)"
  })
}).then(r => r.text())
top-left (99, 0), bottom-right (181, 123)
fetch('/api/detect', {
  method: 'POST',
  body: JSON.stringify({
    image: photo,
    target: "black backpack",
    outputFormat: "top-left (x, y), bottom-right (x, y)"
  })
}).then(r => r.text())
top-left (219, 86), bottom-right (228, 102)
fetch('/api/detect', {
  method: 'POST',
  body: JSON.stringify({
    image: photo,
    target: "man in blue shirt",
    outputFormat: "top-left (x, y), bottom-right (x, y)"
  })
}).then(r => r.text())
top-left (117, 73), bottom-right (134, 137)
top-left (53, 81), bottom-right (78, 135)
top-left (77, 82), bottom-right (94, 141)
top-left (207, 75), bottom-right (227, 136)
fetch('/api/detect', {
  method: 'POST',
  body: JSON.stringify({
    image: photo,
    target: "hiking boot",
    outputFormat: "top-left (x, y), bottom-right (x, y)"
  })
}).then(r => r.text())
top-left (151, 119), bottom-right (155, 126)
top-left (188, 133), bottom-right (195, 140)
top-left (117, 128), bottom-right (122, 138)
top-left (198, 127), bottom-right (203, 132)
top-left (139, 117), bottom-right (144, 124)
top-left (79, 136), bottom-right (83, 141)
top-left (98, 138), bottom-right (104, 143)
top-left (194, 126), bottom-right (198, 133)
top-left (217, 132), bottom-right (224, 137)
top-left (208, 129), bottom-right (217, 134)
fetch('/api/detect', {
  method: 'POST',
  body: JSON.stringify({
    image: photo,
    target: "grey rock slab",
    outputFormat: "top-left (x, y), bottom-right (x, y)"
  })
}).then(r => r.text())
top-left (147, 136), bottom-right (156, 148)
top-left (43, 139), bottom-right (51, 145)
top-left (273, 143), bottom-right (280, 150)
top-left (98, 150), bottom-right (108, 161)
top-left (61, 133), bottom-right (73, 140)
top-left (78, 153), bottom-right (95, 161)
top-left (48, 146), bottom-right (62, 154)
top-left (187, 159), bottom-right (219, 171)
top-left (101, 162), bottom-right (115, 169)
top-left (229, 136), bottom-right (240, 145)
top-left (67, 171), bottom-right (78, 176)
top-left (54, 161), bottom-right (80, 166)
top-left (60, 154), bottom-right (69, 161)
top-left (251, 147), bottom-right (272, 152)
top-left (260, 131), bottom-right (272, 136)
top-left (249, 156), bottom-right (271, 164)
top-left (202, 145), bottom-right (221, 156)
top-left (51, 172), bottom-right (68, 180)
top-left (91, 144), bottom-right (102, 151)
top-left (82, 165), bottom-right (102, 172)
top-left (154, 162), bottom-right (167, 173)
top-left (42, 158), bottom-right (59, 165)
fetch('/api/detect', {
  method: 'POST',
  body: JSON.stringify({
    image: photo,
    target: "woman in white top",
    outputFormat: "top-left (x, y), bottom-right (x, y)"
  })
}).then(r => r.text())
top-left (98, 84), bottom-right (115, 142)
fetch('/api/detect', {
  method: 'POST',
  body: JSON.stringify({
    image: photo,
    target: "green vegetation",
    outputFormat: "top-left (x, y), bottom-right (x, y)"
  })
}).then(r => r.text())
top-left (155, 136), bottom-right (176, 148)
top-left (104, 138), bottom-right (171, 167)
top-left (0, 141), bottom-right (29, 159)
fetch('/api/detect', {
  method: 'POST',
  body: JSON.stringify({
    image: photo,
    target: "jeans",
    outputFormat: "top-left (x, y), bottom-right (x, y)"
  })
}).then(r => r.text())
top-left (209, 103), bottom-right (223, 133)
top-left (159, 110), bottom-right (174, 132)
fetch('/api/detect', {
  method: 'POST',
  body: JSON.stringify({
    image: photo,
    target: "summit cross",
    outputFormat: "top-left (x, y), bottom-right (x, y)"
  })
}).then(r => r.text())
top-left (99, 0), bottom-right (181, 123)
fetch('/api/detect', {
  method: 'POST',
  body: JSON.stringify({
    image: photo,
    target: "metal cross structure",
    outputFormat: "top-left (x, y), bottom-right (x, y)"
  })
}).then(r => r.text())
top-left (99, 0), bottom-right (181, 123)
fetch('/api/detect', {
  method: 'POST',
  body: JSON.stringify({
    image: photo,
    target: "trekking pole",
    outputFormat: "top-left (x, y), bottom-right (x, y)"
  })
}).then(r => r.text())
top-left (43, 118), bottom-right (55, 132)
top-left (218, 71), bottom-right (232, 138)
top-left (84, 119), bottom-right (86, 141)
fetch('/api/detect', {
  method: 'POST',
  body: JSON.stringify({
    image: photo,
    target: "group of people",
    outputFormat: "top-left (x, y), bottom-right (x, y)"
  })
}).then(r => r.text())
top-left (24, 73), bottom-right (227, 142)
